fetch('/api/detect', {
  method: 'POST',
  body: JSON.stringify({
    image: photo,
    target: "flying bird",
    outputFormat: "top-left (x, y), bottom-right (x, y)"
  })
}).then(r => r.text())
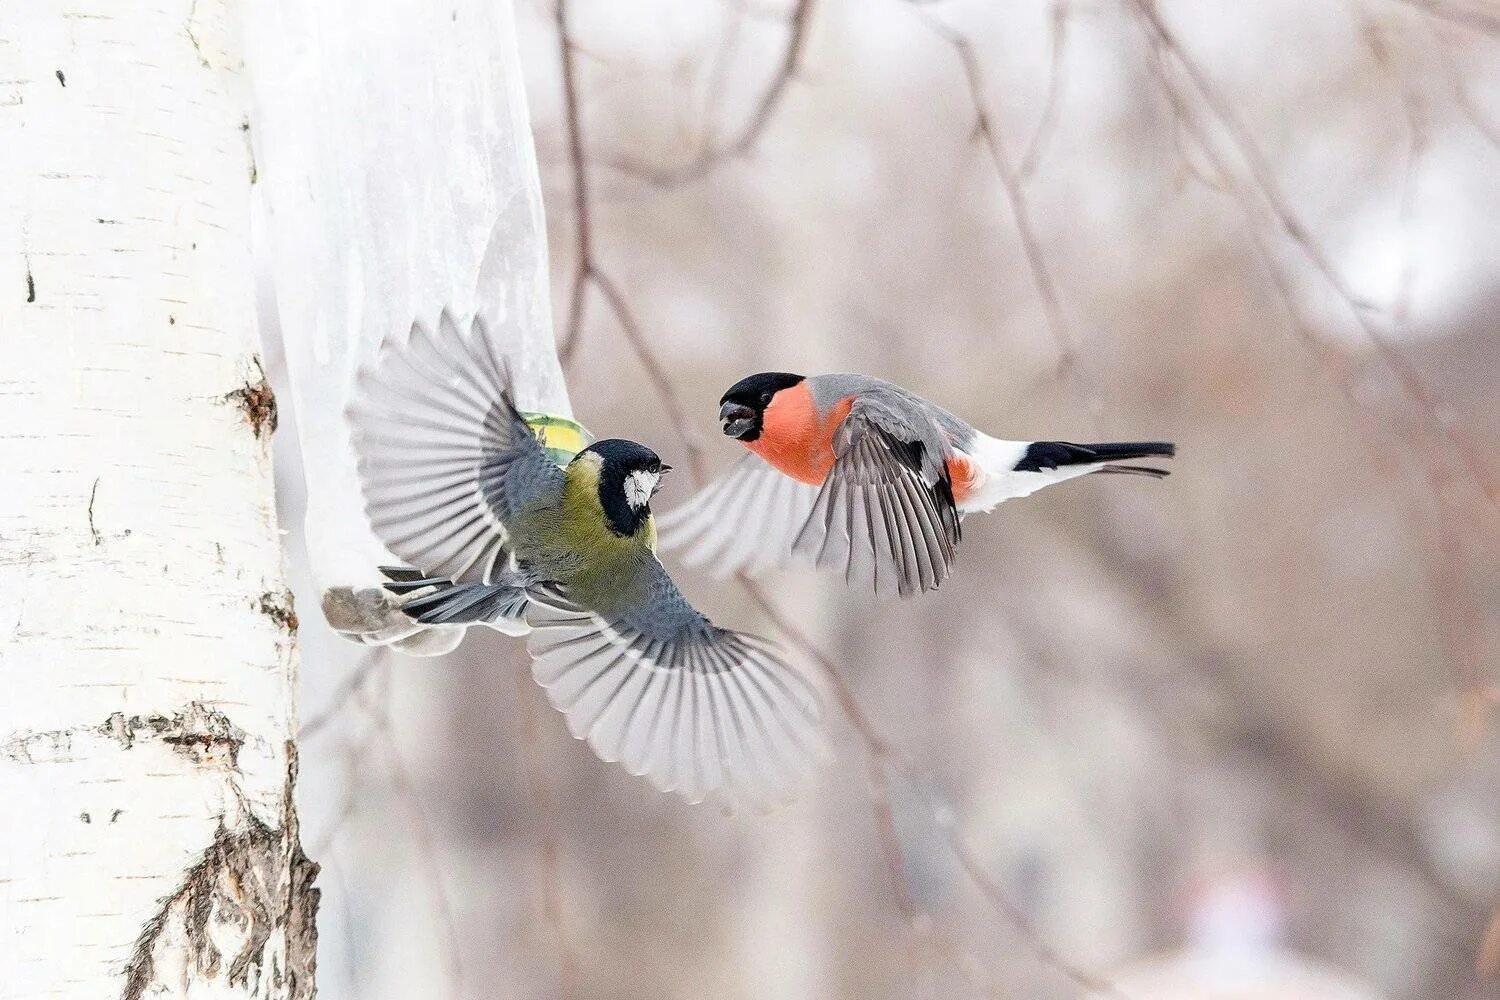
top-left (348, 315), bottom-right (822, 805)
top-left (660, 372), bottom-right (1175, 595)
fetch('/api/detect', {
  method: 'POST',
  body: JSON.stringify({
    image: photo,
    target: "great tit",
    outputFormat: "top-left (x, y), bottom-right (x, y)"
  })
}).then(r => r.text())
top-left (660, 372), bottom-right (1175, 596)
top-left (349, 316), bottom-right (823, 806)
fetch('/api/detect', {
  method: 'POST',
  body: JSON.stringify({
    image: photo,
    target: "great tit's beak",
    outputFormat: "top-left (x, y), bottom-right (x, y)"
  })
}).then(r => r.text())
top-left (720, 401), bottom-right (757, 440)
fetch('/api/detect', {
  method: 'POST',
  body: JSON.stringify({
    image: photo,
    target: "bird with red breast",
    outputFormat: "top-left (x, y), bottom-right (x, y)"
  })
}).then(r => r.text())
top-left (660, 371), bottom-right (1175, 596)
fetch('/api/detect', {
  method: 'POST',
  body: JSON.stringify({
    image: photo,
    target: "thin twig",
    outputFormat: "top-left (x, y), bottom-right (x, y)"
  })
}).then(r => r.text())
top-left (1019, 0), bottom-right (1072, 183)
top-left (610, 0), bottom-right (816, 187)
top-left (1390, 0), bottom-right (1500, 35)
top-left (514, 647), bottom-right (579, 997)
top-left (556, 0), bottom-right (592, 367)
top-left (1143, 0), bottom-right (1496, 738)
top-left (914, 11), bottom-right (1079, 379)
top-left (299, 653), bottom-right (381, 740)
top-left (1424, 17), bottom-right (1500, 156)
top-left (593, 269), bottom-right (709, 481)
top-left (553, 8), bottom-right (1131, 989)
top-left (741, 577), bottom-right (1131, 999)
top-left (1128, 0), bottom-right (1500, 513)
top-left (372, 705), bottom-right (466, 997)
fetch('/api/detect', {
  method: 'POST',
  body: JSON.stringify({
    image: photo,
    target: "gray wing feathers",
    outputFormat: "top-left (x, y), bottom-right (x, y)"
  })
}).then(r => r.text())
top-left (524, 566), bottom-right (823, 807)
top-left (664, 382), bottom-right (967, 595)
top-left (791, 405), bottom-right (961, 596)
top-left (656, 456), bottom-right (820, 576)
top-left (349, 310), bottom-right (563, 584)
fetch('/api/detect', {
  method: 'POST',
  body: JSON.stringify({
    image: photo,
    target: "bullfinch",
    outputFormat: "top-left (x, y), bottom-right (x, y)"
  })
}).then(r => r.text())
top-left (660, 371), bottom-right (1174, 595)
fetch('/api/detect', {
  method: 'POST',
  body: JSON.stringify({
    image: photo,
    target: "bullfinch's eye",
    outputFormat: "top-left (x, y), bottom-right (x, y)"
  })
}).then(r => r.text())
top-left (760, 391), bottom-right (773, 406)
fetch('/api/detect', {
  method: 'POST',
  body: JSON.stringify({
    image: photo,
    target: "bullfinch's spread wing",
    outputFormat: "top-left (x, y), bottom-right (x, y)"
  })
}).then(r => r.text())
top-left (661, 398), bottom-right (961, 595)
top-left (349, 312), bottom-right (563, 585)
top-left (793, 401), bottom-right (961, 595)
top-left (655, 454), bottom-right (820, 576)
top-left (524, 564), bottom-right (823, 807)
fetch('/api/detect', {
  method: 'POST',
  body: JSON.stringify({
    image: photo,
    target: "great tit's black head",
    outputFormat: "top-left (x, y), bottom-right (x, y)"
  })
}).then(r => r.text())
top-left (718, 372), bottom-right (805, 442)
top-left (580, 438), bottom-right (673, 535)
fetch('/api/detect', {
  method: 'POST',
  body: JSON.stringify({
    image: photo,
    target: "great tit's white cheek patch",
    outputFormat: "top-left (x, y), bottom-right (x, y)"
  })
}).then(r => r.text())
top-left (624, 470), bottom-right (659, 510)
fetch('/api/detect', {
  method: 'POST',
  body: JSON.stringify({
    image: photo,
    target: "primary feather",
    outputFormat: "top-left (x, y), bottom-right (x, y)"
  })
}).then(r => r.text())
top-left (348, 312), bottom-right (824, 806)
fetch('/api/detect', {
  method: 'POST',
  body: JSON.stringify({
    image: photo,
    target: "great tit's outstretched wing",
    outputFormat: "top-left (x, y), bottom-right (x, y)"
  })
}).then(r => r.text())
top-left (349, 310), bottom-right (564, 586)
top-left (524, 563), bottom-right (823, 808)
top-left (791, 399), bottom-right (961, 597)
top-left (655, 455), bottom-right (820, 576)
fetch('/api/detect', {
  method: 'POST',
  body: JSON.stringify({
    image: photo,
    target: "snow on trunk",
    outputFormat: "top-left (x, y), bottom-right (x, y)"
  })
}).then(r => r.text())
top-left (0, 3), bottom-right (314, 999)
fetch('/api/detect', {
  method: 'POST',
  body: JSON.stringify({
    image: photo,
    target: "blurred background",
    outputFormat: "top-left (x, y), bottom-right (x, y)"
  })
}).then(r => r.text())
top-left (269, 0), bottom-right (1500, 997)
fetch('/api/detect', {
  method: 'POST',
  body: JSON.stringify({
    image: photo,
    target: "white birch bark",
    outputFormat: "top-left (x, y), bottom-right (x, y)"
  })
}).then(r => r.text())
top-left (0, 3), bottom-right (314, 999)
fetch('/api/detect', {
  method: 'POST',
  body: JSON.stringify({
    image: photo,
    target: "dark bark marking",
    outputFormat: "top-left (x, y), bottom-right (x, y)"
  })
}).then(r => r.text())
top-left (122, 743), bottom-right (319, 1000)
top-left (223, 356), bottom-right (277, 440)
top-left (87, 477), bottom-right (102, 545)
top-left (25, 267), bottom-right (35, 303)
top-left (55, 69), bottom-right (66, 87)
top-left (257, 590), bottom-right (298, 636)
top-left (99, 702), bottom-right (245, 768)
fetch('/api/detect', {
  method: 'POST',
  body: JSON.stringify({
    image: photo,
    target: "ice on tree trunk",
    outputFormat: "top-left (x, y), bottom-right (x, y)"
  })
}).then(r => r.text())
top-left (0, 2), bottom-right (315, 997)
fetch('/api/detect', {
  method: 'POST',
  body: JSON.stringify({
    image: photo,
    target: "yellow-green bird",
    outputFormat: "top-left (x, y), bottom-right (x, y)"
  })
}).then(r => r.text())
top-left (348, 312), bottom-right (822, 806)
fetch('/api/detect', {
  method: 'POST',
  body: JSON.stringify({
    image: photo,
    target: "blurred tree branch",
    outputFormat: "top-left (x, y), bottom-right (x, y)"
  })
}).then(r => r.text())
top-left (1129, 0), bottom-right (1500, 516)
top-left (549, 5), bottom-right (1134, 994)
top-left (610, 0), bottom-right (815, 187)
top-left (1130, 0), bottom-right (1497, 738)
top-left (1392, 0), bottom-right (1500, 35)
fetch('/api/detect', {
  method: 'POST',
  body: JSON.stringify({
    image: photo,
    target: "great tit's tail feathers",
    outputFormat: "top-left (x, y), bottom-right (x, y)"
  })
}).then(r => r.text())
top-left (380, 567), bottom-right (530, 635)
top-left (402, 582), bottom-right (530, 627)
top-left (378, 565), bottom-right (454, 595)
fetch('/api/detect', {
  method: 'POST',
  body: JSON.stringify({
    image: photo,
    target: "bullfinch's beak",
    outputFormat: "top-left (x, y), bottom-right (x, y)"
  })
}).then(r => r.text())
top-left (720, 401), bottom-right (757, 440)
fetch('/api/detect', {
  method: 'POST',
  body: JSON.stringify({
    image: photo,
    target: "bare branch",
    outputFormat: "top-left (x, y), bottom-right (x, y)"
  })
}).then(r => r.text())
top-left (914, 11), bottom-right (1080, 379)
top-left (608, 0), bottom-right (815, 187)
top-left (1390, 0), bottom-right (1500, 35)
top-left (740, 578), bottom-right (1132, 999)
top-left (299, 651), bottom-right (382, 740)
top-left (1019, 0), bottom-right (1072, 183)
top-left (556, 0), bottom-right (592, 367)
top-left (514, 647), bottom-right (579, 996)
top-left (554, 8), bottom-right (1130, 991)
top-left (369, 688), bottom-right (466, 997)
top-left (1128, 0), bottom-right (1500, 513)
top-left (1426, 20), bottom-right (1500, 156)
top-left (1481, 900), bottom-right (1500, 979)
top-left (592, 270), bottom-right (710, 481)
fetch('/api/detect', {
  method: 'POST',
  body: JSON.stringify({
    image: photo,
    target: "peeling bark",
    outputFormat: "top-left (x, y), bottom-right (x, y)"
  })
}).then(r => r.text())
top-left (122, 746), bottom-right (318, 1000)
top-left (0, 1), bottom-right (312, 996)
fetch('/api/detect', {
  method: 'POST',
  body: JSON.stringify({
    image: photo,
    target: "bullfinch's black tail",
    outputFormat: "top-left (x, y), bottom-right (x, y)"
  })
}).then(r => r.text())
top-left (379, 566), bottom-right (530, 627)
top-left (1015, 440), bottom-right (1175, 479)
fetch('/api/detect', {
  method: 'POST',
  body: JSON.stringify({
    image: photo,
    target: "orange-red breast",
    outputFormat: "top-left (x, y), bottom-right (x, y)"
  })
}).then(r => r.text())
top-left (659, 372), bottom-right (1175, 595)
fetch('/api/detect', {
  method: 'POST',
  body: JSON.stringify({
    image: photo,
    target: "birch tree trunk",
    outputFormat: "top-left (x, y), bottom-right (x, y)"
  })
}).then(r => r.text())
top-left (0, 3), bottom-right (315, 998)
